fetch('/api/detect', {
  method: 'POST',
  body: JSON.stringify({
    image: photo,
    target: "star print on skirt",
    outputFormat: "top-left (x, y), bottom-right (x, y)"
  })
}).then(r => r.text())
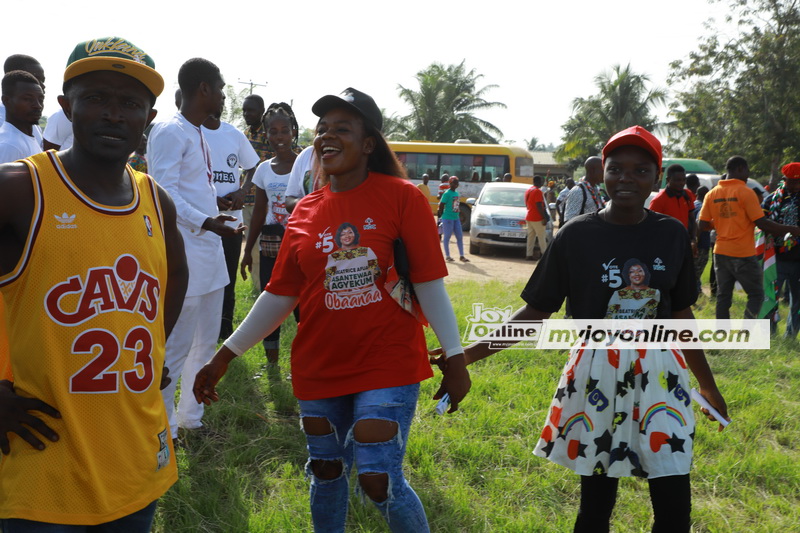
top-left (534, 346), bottom-right (695, 479)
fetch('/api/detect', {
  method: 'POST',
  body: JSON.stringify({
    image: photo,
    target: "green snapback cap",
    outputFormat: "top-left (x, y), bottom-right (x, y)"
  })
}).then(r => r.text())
top-left (63, 37), bottom-right (164, 97)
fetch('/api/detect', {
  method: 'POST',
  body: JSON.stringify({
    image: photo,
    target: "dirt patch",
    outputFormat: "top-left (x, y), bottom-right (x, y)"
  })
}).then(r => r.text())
top-left (442, 236), bottom-right (537, 284)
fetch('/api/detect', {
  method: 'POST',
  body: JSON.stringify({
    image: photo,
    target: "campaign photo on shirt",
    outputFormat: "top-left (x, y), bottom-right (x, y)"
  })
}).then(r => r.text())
top-left (323, 222), bottom-right (382, 310)
top-left (604, 258), bottom-right (661, 319)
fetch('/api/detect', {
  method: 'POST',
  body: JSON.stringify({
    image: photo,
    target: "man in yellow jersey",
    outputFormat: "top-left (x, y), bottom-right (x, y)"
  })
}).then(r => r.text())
top-left (0, 37), bottom-right (189, 531)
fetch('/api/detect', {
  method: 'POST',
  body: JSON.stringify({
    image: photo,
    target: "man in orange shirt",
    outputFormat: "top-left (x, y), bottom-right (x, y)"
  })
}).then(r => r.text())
top-left (524, 175), bottom-right (549, 260)
top-left (699, 156), bottom-right (800, 318)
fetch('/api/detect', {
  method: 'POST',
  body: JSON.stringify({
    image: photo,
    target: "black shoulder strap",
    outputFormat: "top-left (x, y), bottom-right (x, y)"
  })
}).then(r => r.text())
top-left (579, 182), bottom-right (588, 215)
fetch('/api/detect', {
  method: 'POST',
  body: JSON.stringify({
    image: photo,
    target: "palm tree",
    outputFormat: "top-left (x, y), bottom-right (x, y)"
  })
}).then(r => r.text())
top-left (397, 61), bottom-right (506, 143)
top-left (556, 64), bottom-right (667, 167)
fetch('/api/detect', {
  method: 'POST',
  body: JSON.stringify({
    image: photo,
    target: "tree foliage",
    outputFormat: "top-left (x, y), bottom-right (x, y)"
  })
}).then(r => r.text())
top-left (555, 64), bottom-right (666, 170)
top-left (669, 0), bottom-right (800, 185)
top-left (395, 61), bottom-right (506, 143)
top-left (220, 85), bottom-right (249, 130)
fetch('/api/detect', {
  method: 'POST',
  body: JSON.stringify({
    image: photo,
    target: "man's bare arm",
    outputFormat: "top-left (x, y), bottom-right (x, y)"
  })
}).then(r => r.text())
top-left (0, 162), bottom-right (35, 276)
top-left (156, 184), bottom-right (189, 340)
top-left (0, 163), bottom-right (61, 453)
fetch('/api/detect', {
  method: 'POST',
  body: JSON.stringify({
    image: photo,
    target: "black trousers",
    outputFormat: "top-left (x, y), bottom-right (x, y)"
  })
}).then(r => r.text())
top-left (573, 474), bottom-right (691, 533)
top-left (258, 252), bottom-right (300, 348)
top-left (220, 233), bottom-right (243, 338)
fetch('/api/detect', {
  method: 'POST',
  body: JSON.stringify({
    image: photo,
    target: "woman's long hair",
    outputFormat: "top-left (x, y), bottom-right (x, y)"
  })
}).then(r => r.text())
top-left (364, 122), bottom-right (406, 179)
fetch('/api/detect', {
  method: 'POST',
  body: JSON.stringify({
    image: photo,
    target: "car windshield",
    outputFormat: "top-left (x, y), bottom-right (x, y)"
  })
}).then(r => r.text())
top-left (479, 188), bottom-right (526, 207)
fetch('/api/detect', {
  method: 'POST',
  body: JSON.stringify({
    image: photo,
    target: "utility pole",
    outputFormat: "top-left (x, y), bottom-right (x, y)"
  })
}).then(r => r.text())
top-left (238, 79), bottom-right (267, 95)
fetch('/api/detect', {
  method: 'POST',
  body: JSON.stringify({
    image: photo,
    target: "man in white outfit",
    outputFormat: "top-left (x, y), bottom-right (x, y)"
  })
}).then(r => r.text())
top-left (148, 57), bottom-right (244, 439)
top-left (202, 113), bottom-right (259, 339)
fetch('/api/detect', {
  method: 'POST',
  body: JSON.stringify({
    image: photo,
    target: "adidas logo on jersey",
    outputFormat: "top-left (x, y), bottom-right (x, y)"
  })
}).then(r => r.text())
top-left (55, 212), bottom-right (77, 229)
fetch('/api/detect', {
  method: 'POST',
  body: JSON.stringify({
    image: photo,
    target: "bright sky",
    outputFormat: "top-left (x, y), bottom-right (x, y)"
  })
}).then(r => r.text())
top-left (9, 0), bottom-right (733, 148)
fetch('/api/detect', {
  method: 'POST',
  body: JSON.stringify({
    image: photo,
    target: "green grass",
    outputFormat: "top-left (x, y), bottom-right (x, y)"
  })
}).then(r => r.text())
top-left (153, 277), bottom-right (800, 532)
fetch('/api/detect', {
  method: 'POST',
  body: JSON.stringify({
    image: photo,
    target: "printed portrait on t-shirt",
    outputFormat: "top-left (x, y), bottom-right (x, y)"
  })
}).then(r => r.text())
top-left (449, 194), bottom-right (460, 213)
top-left (604, 258), bottom-right (661, 319)
top-left (323, 222), bottom-right (382, 310)
top-left (269, 191), bottom-right (288, 226)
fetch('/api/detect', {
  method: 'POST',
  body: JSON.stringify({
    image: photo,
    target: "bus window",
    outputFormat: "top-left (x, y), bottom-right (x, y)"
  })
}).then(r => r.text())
top-left (516, 156), bottom-right (534, 178)
top-left (441, 154), bottom-right (469, 179)
top-left (397, 152), bottom-right (438, 179)
top-left (484, 155), bottom-right (509, 182)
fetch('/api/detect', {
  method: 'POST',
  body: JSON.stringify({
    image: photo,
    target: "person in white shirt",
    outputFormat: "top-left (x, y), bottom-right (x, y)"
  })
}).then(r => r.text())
top-left (241, 102), bottom-right (299, 365)
top-left (556, 178), bottom-right (575, 226)
top-left (148, 57), bottom-right (244, 440)
top-left (43, 109), bottom-right (73, 151)
top-left (285, 144), bottom-right (316, 213)
top-left (563, 156), bottom-right (605, 222)
top-left (1, 55), bottom-right (44, 125)
top-left (0, 71), bottom-right (43, 163)
top-left (1, 55), bottom-right (45, 148)
top-left (202, 114), bottom-right (259, 339)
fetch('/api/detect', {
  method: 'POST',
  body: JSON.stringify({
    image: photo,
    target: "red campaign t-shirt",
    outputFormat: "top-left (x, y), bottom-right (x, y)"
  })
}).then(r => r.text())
top-left (267, 172), bottom-right (447, 400)
top-left (648, 189), bottom-right (694, 229)
top-left (525, 186), bottom-right (545, 221)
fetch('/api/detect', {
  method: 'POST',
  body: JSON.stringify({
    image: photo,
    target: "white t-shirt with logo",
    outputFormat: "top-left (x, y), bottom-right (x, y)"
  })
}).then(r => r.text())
top-left (203, 121), bottom-right (260, 229)
top-left (252, 158), bottom-right (291, 227)
top-left (285, 145), bottom-right (316, 200)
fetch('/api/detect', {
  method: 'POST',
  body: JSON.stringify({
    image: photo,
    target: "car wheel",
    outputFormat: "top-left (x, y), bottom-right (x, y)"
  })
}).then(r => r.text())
top-left (470, 241), bottom-right (480, 255)
top-left (459, 204), bottom-right (471, 231)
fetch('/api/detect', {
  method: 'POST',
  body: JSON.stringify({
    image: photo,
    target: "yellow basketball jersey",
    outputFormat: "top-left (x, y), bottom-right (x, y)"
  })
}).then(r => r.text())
top-left (0, 296), bottom-right (10, 381)
top-left (0, 151), bottom-right (177, 524)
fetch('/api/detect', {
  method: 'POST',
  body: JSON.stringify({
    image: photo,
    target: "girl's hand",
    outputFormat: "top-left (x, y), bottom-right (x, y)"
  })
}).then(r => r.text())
top-left (428, 347), bottom-right (446, 373)
top-left (240, 255), bottom-right (253, 281)
top-left (193, 358), bottom-right (229, 406)
top-left (697, 386), bottom-right (729, 432)
top-left (432, 353), bottom-right (471, 413)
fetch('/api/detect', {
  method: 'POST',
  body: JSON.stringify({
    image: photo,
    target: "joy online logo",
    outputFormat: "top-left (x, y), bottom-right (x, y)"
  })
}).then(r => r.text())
top-left (55, 213), bottom-right (77, 229)
top-left (463, 303), bottom-right (541, 344)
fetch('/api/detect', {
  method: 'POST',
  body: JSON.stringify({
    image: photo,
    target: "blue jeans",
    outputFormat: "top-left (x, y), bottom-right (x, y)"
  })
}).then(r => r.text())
top-left (441, 218), bottom-right (463, 258)
top-left (713, 254), bottom-right (764, 319)
top-left (298, 383), bottom-right (429, 533)
top-left (1, 501), bottom-right (157, 533)
top-left (776, 259), bottom-right (800, 337)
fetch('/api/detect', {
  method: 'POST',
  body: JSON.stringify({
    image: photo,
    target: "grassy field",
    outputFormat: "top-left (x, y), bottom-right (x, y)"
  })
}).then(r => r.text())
top-left (153, 277), bottom-right (800, 532)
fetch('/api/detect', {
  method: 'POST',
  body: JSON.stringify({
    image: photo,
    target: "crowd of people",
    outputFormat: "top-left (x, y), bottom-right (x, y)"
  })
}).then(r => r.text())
top-left (0, 37), bottom-right (794, 532)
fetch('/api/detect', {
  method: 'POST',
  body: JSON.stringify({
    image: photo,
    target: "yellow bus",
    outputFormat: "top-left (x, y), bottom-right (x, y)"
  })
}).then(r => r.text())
top-left (388, 141), bottom-right (535, 229)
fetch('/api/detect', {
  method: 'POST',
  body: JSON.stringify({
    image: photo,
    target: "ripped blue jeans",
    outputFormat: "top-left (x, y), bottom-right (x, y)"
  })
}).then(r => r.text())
top-left (298, 383), bottom-right (429, 533)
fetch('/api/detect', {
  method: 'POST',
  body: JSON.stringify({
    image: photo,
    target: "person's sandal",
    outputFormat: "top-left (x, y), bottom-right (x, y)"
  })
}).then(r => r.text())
top-left (446, 257), bottom-right (455, 262)
top-left (459, 256), bottom-right (470, 262)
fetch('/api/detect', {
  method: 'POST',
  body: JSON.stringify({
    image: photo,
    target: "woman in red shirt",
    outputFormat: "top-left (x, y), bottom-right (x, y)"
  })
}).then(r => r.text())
top-left (194, 88), bottom-right (470, 532)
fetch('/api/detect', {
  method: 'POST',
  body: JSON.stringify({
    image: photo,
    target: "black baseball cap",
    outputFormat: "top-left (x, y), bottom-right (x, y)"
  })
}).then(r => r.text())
top-left (312, 87), bottom-right (383, 131)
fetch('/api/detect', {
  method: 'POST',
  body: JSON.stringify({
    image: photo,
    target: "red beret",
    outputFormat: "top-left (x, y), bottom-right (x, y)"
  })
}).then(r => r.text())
top-left (782, 162), bottom-right (800, 179)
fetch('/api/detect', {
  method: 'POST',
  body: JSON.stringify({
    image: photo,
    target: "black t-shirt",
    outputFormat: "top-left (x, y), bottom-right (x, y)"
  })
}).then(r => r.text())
top-left (521, 211), bottom-right (698, 319)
